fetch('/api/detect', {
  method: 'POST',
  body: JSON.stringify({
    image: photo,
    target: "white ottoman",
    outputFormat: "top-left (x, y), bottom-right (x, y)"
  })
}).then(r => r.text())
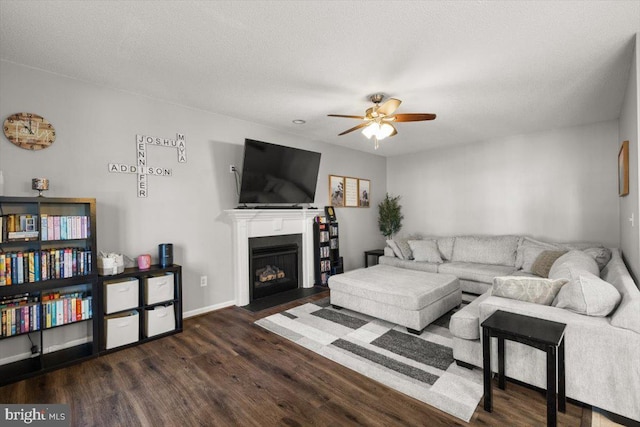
top-left (328, 264), bottom-right (461, 334)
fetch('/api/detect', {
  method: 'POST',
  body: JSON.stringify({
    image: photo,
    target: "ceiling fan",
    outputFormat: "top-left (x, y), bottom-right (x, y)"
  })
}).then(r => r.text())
top-left (328, 94), bottom-right (436, 149)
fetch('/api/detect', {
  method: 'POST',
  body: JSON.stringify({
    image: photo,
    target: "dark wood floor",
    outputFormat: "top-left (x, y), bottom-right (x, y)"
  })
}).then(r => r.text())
top-left (0, 290), bottom-right (592, 426)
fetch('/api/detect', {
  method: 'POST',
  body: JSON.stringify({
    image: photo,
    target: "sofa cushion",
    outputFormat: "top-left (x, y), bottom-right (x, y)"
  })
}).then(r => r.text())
top-left (530, 250), bottom-right (567, 278)
top-left (452, 235), bottom-right (519, 266)
top-left (553, 272), bottom-right (621, 316)
top-left (408, 240), bottom-right (443, 263)
top-left (437, 236), bottom-right (455, 261)
top-left (516, 237), bottom-right (611, 271)
top-left (378, 256), bottom-right (439, 273)
top-left (450, 291), bottom-right (491, 340)
top-left (438, 261), bottom-right (516, 284)
top-left (492, 276), bottom-right (568, 305)
top-left (548, 250), bottom-right (599, 280)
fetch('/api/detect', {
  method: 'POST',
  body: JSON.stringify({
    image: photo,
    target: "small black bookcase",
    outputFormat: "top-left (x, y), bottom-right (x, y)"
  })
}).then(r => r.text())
top-left (313, 220), bottom-right (342, 286)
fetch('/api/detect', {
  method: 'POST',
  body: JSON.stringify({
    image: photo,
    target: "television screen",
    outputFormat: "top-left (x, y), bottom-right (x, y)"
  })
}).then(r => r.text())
top-left (238, 139), bottom-right (322, 205)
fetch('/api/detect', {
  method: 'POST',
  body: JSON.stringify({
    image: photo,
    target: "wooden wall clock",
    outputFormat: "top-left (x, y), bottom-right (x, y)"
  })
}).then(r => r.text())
top-left (3, 113), bottom-right (56, 150)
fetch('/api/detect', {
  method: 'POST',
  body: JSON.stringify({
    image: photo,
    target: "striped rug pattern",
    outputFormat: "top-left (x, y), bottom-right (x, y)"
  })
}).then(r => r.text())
top-left (255, 298), bottom-right (483, 422)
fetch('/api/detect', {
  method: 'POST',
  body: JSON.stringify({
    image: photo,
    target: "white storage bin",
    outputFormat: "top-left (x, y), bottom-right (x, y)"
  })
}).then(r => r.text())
top-left (105, 311), bottom-right (139, 349)
top-left (145, 273), bottom-right (174, 305)
top-left (145, 304), bottom-right (176, 337)
top-left (104, 277), bottom-right (139, 314)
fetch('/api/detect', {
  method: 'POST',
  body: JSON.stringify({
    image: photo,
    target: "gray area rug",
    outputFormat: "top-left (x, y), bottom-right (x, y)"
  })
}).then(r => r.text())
top-left (255, 297), bottom-right (483, 422)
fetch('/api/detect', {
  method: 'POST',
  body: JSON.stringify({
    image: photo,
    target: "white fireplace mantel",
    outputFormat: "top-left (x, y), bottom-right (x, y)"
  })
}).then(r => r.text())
top-left (225, 209), bottom-right (322, 306)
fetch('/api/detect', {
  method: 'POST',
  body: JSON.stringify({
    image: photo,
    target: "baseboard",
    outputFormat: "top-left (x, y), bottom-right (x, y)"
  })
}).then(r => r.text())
top-left (183, 300), bottom-right (235, 318)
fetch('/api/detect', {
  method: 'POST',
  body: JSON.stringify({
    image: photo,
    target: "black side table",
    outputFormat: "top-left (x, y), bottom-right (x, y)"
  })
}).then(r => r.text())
top-left (364, 249), bottom-right (384, 267)
top-left (481, 310), bottom-right (566, 427)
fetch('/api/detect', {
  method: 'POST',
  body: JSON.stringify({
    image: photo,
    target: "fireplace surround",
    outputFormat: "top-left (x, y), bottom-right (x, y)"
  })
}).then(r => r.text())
top-left (226, 209), bottom-right (322, 306)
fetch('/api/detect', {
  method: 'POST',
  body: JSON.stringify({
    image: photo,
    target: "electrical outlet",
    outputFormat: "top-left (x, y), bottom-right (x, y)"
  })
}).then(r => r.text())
top-left (200, 275), bottom-right (208, 287)
top-left (229, 165), bottom-right (236, 173)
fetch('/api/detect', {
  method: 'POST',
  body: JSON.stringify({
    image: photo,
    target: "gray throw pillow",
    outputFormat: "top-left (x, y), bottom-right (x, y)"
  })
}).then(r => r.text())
top-left (548, 250), bottom-right (599, 280)
top-left (582, 247), bottom-right (612, 270)
top-left (395, 239), bottom-right (413, 260)
top-left (552, 272), bottom-right (621, 316)
top-left (530, 250), bottom-right (567, 278)
top-left (492, 276), bottom-right (568, 306)
top-left (515, 237), bottom-right (561, 269)
top-left (408, 240), bottom-right (443, 264)
top-left (386, 238), bottom-right (413, 260)
top-left (386, 239), bottom-right (403, 259)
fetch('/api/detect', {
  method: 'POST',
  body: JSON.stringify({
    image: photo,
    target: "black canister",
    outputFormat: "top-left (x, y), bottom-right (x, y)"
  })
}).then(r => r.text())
top-left (159, 243), bottom-right (173, 267)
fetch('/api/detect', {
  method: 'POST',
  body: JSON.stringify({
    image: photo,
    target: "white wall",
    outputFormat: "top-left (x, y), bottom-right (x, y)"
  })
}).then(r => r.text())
top-left (619, 34), bottom-right (639, 280)
top-left (387, 121), bottom-right (620, 247)
top-left (0, 60), bottom-right (387, 317)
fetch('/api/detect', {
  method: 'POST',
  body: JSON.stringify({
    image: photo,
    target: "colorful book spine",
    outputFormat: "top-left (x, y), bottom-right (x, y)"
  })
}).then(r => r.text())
top-left (0, 253), bottom-right (5, 286)
top-left (40, 214), bottom-right (48, 241)
top-left (16, 253), bottom-right (24, 284)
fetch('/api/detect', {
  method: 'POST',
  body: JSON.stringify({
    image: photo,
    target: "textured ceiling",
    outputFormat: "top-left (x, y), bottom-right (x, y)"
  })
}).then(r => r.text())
top-left (1, 1), bottom-right (639, 157)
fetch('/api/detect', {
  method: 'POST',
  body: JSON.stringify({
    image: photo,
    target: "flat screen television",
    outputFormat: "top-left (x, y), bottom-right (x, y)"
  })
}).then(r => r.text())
top-left (238, 139), bottom-right (322, 205)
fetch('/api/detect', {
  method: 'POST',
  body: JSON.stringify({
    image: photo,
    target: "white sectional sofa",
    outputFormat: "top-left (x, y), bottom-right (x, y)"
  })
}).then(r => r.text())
top-left (380, 234), bottom-right (640, 422)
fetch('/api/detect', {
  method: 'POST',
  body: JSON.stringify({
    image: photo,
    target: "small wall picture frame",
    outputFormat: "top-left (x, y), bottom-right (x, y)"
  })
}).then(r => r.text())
top-left (329, 175), bottom-right (344, 207)
top-left (358, 179), bottom-right (370, 207)
top-left (619, 140), bottom-right (629, 197)
top-left (344, 177), bottom-right (358, 207)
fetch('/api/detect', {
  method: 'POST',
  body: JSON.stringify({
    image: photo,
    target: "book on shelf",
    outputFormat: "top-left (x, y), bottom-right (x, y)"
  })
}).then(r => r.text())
top-left (1, 293), bottom-right (40, 337)
top-left (7, 231), bottom-right (39, 240)
top-left (0, 249), bottom-right (93, 286)
top-left (41, 291), bottom-right (92, 328)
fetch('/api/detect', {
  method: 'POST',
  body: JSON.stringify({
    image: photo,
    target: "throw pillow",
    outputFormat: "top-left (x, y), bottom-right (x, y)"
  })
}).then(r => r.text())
top-left (515, 237), bottom-right (560, 270)
top-left (386, 239), bottom-right (403, 259)
top-left (530, 250), bottom-right (567, 278)
top-left (395, 239), bottom-right (414, 260)
top-left (521, 246), bottom-right (560, 273)
top-left (552, 272), bottom-right (621, 316)
top-left (548, 250), bottom-right (600, 280)
top-left (408, 240), bottom-right (443, 264)
top-left (582, 247), bottom-right (612, 271)
top-left (492, 276), bottom-right (568, 305)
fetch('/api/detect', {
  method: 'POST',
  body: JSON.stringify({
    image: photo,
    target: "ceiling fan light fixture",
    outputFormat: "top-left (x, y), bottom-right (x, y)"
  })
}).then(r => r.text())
top-left (361, 122), bottom-right (394, 141)
top-left (378, 123), bottom-right (394, 139)
top-left (361, 122), bottom-right (378, 139)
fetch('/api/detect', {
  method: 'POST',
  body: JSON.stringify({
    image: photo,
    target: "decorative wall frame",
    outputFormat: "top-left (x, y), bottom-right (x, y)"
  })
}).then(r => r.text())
top-left (619, 140), bottom-right (629, 197)
top-left (344, 177), bottom-right (358, 207)
top-left (359, 179), bottom-right (370, 207)
top-left (329, 175), bottom-right (344, 207)
top-left (328, 175), bottom-right (370, 208)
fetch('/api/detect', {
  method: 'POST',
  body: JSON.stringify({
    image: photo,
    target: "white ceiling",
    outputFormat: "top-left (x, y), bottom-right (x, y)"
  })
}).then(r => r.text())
top-left (1, 1), bottom-right (639, 157)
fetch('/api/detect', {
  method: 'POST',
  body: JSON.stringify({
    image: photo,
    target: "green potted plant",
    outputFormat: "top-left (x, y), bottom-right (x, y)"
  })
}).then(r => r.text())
top-left (378, 193), bottom-right (403, 239)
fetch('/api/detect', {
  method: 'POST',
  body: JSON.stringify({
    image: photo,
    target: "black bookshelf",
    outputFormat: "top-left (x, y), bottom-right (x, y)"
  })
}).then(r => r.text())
top-left (0, 197), bottom-right (99, 386)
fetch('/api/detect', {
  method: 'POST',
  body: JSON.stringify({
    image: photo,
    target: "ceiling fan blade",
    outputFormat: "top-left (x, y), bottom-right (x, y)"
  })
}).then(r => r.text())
top-left (377, 98), bottom-right (401, 116)
top-left (338, 121), bottom-right (371, 136)
top-left (392, 113), bottom-right (437, 122)
top-left (328, 114), bottom-right (366, 119)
